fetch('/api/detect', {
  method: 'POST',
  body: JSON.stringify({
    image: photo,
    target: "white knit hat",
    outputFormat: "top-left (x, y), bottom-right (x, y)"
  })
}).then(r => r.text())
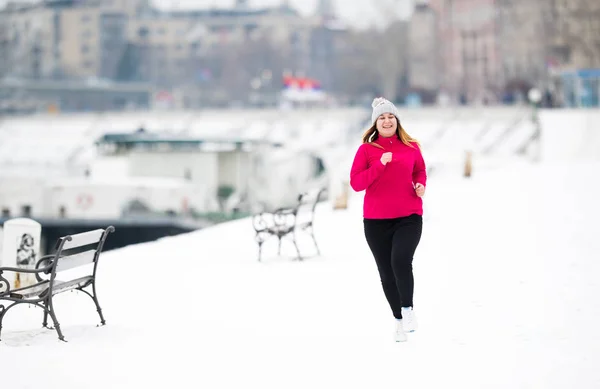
top-left (371, 97), bottom-right (400, 124)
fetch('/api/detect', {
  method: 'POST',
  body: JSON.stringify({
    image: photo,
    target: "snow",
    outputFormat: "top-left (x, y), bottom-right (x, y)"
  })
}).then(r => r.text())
top-left (1, 150), bottom-right (599, 388)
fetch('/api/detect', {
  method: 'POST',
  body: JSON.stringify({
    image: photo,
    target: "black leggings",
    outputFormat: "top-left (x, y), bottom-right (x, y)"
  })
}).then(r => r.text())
top-left (364, 214), bottom-right (423, 319)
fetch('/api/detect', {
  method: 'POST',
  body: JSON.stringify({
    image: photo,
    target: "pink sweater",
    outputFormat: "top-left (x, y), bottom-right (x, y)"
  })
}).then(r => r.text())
top-left (350, 136), bottom-right (427, 219)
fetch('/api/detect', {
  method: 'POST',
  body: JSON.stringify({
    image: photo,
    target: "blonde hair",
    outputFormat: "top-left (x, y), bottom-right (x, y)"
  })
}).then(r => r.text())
top-left (361, 116), bottom-right (419, 148)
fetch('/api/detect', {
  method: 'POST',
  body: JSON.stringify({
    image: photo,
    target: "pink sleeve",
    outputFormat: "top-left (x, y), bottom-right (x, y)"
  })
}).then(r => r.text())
top-left (350, 145), bottom-right (385, 192)
top-left (412, 145), bottom-right (427, 186)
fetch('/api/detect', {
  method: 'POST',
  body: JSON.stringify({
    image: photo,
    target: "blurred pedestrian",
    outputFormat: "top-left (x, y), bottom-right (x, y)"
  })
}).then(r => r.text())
top-left (350, 97), bottom-right (427, 342)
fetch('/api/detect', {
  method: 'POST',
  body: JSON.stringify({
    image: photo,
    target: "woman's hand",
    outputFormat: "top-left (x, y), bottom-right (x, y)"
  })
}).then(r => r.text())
top-left (380, 152), bottom-right (392, 165)
top-left (415, 183), bottom-right (425, 197)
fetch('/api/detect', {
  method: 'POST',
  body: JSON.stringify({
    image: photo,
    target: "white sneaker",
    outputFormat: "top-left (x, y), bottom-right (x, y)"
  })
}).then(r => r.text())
top-left (395, 319), bottom-right (407, 342)
top-left (402, 307), bottom-right (418, 332)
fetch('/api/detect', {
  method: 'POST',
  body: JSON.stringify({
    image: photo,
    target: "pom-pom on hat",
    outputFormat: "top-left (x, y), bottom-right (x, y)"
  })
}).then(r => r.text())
top-left (371, 97), bottom-right (400, 124)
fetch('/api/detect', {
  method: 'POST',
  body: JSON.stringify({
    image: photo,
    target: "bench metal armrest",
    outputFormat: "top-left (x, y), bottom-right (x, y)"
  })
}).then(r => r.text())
top-left (0, 258), bottom-right (55, 295)
top-left (35, 255), bottom-right (55, 282)
top-left (0, 266), bottom-right (51, 274)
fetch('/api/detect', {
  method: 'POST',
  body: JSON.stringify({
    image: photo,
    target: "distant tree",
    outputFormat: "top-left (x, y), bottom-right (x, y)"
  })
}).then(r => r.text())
top-left (332, 20), bottom-right (409, 103)
top-left (555, 0), bottom-right (600, 67)
top-left (332, 30), bottom-right (380, 100)
top-left (194, 35), bottom-right (287, 105)
top-left (498, 0), bottom-right (600, 77)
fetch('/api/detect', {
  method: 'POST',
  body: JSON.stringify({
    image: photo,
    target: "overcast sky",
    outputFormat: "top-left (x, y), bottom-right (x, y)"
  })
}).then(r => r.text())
top-left (1, 0), bottom-right (415, 29)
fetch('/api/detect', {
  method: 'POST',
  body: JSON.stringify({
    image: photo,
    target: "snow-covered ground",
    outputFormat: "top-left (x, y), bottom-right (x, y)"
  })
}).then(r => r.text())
top-left (1, 152), bottom-right (599, 388)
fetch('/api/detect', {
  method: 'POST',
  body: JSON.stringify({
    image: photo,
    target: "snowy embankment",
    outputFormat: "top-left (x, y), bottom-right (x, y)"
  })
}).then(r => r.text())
top-left (0, 157), bottom-right (599, 389)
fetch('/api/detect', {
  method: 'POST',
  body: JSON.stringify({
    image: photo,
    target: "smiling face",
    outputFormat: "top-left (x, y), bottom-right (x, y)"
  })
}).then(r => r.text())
top-left (376, 112), bottom-right (398, 138)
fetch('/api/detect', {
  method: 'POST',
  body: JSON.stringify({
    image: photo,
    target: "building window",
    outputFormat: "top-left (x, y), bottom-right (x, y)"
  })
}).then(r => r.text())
top-left (138, 26), bottom-right (149, 39)
top-left (81, 44), bottom-right (90, 54)
top-left (21, 205), bottom-right (32, 217)
top-left (81, 14), bottom-right (92, 22)
top-left (290, 31), bottom-right (300, 45)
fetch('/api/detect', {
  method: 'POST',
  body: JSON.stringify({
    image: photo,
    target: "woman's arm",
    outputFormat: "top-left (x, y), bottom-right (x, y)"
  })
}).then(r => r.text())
top-left (350, 146), bottom-right (385, 192)
top-left (412, 146), bottom-right (427, 187)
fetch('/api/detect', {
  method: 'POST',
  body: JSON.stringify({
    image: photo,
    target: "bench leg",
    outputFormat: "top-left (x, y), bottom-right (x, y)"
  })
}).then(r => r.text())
top-left (46, 299), bottom-right (65, 342)
top-left (91, 283), bottom-right (106, 326)
top-left (257, 241), bottom-right (263, 262)
top-left (291, 233), bottom-right (302, 260)
top-left (310, 228), bottom-right (320, 256)
top-left (42, 301), bottom-right (50, 328)
top-left (277, 237), bottom-right (283, 256)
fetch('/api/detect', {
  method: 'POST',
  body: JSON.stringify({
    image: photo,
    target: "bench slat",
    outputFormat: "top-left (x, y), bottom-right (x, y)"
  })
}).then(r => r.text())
top-left (55, 249), bottom-right (97, 272)
top-left (8, 281), bottom-right (50, 299)
top-left (62, 229), bottom-right (105, 250)
top-left (8, 276), bottom-right (94, 299)
top-left (52, 276), bottom-right (93, 295)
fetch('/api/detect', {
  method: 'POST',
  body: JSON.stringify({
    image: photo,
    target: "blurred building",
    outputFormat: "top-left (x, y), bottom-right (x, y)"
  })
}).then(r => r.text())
top-left (0, 0), bottom-right (336, 110)
top-left (496, 0), bottom-right (548, 91)
top-left (0, 9), bottom-right (12, 78)
top-left (427, 0), bottom-right (501, 105)
top-left (308, 0), bottom-right (348, 95)
top-left (179, 3), bottom-right (315, 106)
top-left (408, 2), bottom-right (440, 93)
top-left (0, 0), bottom-right (193, 81)
top-left (0, 1), bottom-right (61, 79)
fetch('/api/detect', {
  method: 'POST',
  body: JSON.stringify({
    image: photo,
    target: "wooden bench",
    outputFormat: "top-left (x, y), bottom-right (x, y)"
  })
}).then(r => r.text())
top-left (0, 226), bottom-right (115, 342)
top-left (252, 188), bottom-right (325, 261)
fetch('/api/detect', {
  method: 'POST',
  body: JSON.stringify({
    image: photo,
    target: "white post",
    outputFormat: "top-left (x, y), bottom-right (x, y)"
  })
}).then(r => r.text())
top-left (597, 76), bottom-right (600, 108)
top-left (0, 225), bottom-right (3, 267)
top-left (328, 150), bottom-right (351, 210)
top-left (1, 218), bottom-right (42, 289)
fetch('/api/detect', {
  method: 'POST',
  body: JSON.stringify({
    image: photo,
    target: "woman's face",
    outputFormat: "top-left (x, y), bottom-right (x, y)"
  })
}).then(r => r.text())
top-left (376, 113), bottom-right (397, 138)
